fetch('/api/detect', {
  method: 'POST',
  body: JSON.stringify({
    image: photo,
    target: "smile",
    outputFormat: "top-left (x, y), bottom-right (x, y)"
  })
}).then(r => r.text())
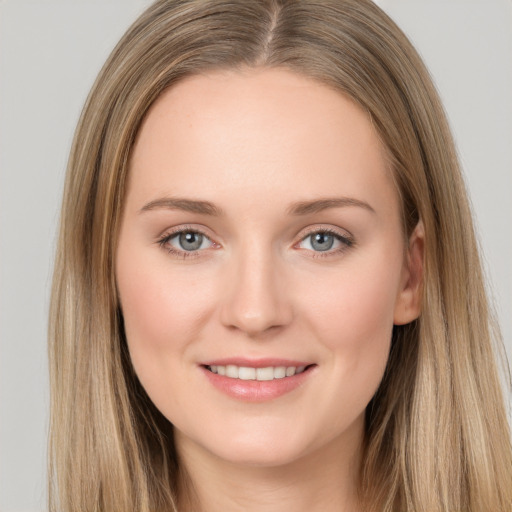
top-left (201, 360), bottom-right (316, 401)
top-left (206, 364), bottom-right (307, 381)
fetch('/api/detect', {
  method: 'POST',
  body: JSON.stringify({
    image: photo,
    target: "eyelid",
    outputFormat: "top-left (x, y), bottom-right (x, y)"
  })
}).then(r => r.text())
top-left (156, 224), bottom-right (220, 258)
top-left (294, 225), bottom-right (355, 256)
top-left (156, 224), bottom-right (354, 259)
top-left (297, 225), bottom-right (354, 243)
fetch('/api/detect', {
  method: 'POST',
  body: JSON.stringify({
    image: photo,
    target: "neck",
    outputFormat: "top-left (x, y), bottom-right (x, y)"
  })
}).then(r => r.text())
top-left (175, 423), bottom-right (364, 512)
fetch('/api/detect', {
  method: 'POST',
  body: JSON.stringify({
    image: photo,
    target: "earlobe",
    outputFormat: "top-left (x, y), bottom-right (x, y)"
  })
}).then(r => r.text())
top-left (393, 221), bottom-right (425, 325)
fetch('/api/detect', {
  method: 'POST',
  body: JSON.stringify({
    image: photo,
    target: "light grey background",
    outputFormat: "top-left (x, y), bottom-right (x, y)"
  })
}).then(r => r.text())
top-left (1, 1), bottom-right (511, 511)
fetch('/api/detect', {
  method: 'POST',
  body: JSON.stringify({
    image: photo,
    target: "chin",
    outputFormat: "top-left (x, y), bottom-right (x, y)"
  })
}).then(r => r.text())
top-left (175, 416), bottom-right (318, 469)
top-left (210, 440), bottom-right (309, 468)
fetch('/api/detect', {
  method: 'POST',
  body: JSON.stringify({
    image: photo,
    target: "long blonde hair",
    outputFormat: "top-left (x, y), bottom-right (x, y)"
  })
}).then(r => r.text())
top-left (49, 1), bottom-right (512, 510)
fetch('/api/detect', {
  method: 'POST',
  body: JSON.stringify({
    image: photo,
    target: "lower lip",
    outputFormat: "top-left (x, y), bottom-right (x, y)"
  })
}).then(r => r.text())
top-left (201, 366), bottom-right (314, 402)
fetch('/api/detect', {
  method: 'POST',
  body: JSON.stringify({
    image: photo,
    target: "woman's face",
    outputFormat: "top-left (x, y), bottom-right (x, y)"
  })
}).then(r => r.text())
top-left (116, 68), bottom-right (422, 467)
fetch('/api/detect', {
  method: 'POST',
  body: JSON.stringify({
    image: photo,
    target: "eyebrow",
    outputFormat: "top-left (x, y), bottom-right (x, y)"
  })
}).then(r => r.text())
top-left (140, 198), bottom-right (224, 216)
top-left (287, 197), bottom-right (376, 216)
top-left (139, 196), bottom-right (375, 216)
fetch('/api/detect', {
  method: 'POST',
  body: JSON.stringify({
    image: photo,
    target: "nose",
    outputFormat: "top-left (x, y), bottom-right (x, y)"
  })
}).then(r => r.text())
top-left (219, 243), bottom-right (293, 337)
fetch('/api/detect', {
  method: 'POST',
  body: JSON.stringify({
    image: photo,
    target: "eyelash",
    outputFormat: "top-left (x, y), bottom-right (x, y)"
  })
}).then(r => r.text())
top-left (156, 226), bottom-right (354, 260)
top-left (296, 227), bottom-right (354, 259)
top-left (157, 225), bottom-right (214, 260)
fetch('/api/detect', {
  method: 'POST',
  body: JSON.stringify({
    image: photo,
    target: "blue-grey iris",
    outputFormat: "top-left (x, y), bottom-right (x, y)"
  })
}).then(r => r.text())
top-left (179, 232), bottom-right (203, 251)
top-left (311, 232), bottom-right (334, 251)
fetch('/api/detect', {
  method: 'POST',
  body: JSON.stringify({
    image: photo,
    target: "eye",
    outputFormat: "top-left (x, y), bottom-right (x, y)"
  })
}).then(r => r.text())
top-left (172, 231), bottom-right (211, 251)
top-left (158, 228), bottom-right (215, 257)
top-left (297, 229), bottom-right (353, 255)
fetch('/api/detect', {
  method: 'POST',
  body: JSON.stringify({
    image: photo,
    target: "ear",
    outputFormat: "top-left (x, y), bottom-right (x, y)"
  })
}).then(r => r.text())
top-left (393, 221), bottom-right (424, 325)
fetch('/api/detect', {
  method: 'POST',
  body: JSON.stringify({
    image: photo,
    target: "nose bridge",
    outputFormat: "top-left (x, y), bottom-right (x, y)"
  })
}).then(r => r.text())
top-left (220, 238), bottom-right (292, 335)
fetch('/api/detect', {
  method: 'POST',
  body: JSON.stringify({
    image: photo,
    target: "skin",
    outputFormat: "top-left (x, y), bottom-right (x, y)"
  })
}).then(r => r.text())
top-left (116, 68), bottom-right (423, 512)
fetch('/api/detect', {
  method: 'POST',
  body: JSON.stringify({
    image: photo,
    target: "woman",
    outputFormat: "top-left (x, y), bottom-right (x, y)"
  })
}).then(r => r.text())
top-left (48, 0), bottom-right (512, 510)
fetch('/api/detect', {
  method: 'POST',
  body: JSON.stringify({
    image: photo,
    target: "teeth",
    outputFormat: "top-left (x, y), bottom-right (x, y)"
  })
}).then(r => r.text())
top-left (226, 365), bottom-right (238, 378)
top-left (273, 366), bottom-right (286, 379)
top-left (256, 367), bottom-right (274, 381)
top-left (207, 364), bottom-right (308, 381)
top-left (238, 367), bottom-right (256, 380)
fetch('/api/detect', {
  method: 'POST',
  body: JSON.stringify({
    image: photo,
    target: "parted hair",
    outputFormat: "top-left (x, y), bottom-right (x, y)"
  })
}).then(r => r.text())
top-left (48, 1), bottom-right (512, 510)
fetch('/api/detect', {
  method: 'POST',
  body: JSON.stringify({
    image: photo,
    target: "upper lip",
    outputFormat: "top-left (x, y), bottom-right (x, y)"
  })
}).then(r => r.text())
top-left (200, 357), bottom-right (313, 368)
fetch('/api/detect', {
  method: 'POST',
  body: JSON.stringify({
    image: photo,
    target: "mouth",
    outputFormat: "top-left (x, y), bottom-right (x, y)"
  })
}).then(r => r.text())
top-left (204, 364), bottom-right (310, 381)
top-left (200, 360), bottom-right (316, 401)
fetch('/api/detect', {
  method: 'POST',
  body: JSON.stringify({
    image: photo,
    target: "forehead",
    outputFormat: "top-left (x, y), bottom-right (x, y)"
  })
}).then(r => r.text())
top-left (127, 67), bottom-right (398, 221)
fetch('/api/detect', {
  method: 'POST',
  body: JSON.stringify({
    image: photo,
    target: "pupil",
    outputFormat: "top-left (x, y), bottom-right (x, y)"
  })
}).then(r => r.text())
top-left (179, 232), bottom-right (203, 251)
top-left (312, 233), bottom-right (334, 251)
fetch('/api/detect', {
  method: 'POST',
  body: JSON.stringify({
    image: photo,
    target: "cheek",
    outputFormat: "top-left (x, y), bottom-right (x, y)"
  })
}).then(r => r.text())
top-left (116, 256), bottom-right (218, 422)
top-left (116, 249), bottom-right (214, 381)
top-left (118, 246), bottom-right (213, 336)
top-left (301, 257), bottom-right (401, 405)
top-left (119, 268), bottom-right (180, 351)
top-left (306, 262), bottom-right (400, 346)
